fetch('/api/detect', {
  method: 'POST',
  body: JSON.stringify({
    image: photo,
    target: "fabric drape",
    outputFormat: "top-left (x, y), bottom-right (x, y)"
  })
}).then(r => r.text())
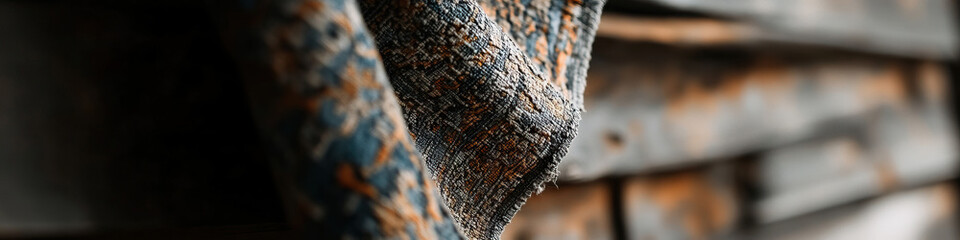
top-left (216, 0), bottom-right (604, 238)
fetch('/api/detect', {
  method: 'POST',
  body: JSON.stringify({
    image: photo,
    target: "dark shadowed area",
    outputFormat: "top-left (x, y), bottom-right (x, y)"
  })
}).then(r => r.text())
top-left (0, 1), bottom-right (285, 237)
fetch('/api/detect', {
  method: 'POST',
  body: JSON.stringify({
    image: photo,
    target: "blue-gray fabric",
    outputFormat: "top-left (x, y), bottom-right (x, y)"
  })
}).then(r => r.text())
top-left (218, 0), bottom-right (604, 239)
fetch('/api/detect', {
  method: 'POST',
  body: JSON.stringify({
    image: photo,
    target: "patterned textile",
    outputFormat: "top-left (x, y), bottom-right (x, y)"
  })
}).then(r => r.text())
top-left (217, 0), bottom-right (603, 238)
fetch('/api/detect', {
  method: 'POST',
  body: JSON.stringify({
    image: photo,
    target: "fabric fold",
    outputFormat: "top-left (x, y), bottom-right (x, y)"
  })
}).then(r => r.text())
top-left (216, 0), bottom-right (604, 238)
top-left (359, 0), bottom-right (602, 238)
top-left (216, 0), bottom-right (464, 238)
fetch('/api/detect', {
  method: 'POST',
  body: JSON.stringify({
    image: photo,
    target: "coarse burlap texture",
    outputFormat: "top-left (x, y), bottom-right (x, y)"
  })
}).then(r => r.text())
top-left (216, 0), bottom-right (604, 238)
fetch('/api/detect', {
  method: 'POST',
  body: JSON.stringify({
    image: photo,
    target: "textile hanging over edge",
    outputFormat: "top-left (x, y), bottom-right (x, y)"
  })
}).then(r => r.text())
top-left (215, 0), bottom-right (604, 238)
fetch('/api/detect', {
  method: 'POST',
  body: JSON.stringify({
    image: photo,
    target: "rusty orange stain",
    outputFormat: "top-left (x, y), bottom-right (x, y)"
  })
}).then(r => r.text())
top-left (918, 61), bottom-right (947, 102)
top-left (857, 64), bottom-right (907, 105)
top-left (625, 171), bottom-right (736, 239)
top-left (874, 161), bottom-right (900, 192)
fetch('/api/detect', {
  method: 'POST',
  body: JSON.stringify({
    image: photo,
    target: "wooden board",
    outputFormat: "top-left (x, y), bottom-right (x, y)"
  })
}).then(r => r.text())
top-left (620, 0), bottom-right (957, 58)
top-left (621, 165), bottom-right (740, 240)
top-left (560, 37), bottom-right (946, 181)
top-left (501, 182), bottom-right (615, 240)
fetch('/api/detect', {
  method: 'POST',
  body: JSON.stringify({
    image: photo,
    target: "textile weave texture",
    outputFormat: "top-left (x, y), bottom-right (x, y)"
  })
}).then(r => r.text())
top-left (217, 0), bottom-right (603, 238)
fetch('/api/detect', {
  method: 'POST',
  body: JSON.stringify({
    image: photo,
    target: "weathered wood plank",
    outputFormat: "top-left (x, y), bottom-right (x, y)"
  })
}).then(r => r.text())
top-left (621, 165), bottom-right (740, 240)
top-left (560, 37), bottom-right (934, 181)
top-left (501, 183), bottom-right (615, 240)
top-left (754, 66), bottom-right (957, 222)
top-left (596, 14), bottom-right (756, 45)
top-left (620, 0), bottom-right (957, 58)
top-left (742, 183), bottom-right (958, 240)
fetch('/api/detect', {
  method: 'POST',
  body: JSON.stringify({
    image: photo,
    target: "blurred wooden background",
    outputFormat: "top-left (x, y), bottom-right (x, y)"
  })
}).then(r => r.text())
top-left (505, 0), bottom-right (959, 239)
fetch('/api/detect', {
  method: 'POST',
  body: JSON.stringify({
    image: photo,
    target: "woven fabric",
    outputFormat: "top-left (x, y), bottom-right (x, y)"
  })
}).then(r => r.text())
top-left (219, 0), bottom-right (463, 238)
top-left (360, 0), bottom-right (602, 238)
top-left (218, 0), bottom-right (603, 238)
